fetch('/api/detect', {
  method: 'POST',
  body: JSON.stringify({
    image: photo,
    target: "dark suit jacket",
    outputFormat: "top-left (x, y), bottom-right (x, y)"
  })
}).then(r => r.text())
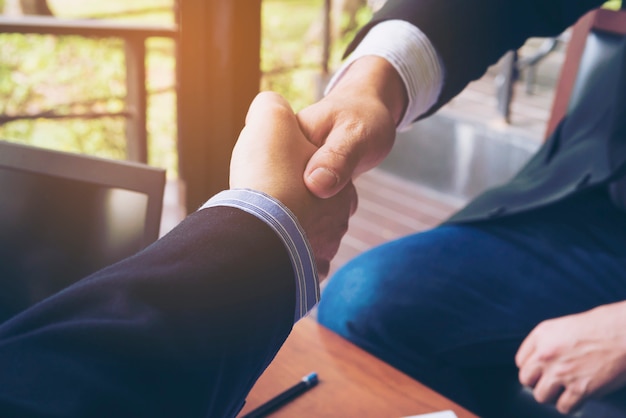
top-left (351, 0), bottom-right (626, 222)
top-left (0, 207), bottom-right (296, 418)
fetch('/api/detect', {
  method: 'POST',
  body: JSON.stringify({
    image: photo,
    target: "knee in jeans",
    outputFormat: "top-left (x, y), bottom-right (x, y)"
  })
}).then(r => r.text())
top-left (317, 262), bottom-right (389, 339)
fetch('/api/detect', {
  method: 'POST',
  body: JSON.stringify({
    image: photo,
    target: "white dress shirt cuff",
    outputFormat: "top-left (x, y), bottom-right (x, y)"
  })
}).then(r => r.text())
top-left (199, 189), bottom-right (319, 323)
top-left (325, 20), bottom-right (444, 132)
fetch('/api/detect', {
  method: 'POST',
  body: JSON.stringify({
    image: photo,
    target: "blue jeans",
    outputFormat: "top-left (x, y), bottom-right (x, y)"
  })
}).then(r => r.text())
top-left (318, 188), bottom-right (626, 415)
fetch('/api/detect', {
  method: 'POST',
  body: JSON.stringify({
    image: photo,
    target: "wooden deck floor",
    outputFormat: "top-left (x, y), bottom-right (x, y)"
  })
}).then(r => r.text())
top-left (328, 168), bottom-right (463, 277)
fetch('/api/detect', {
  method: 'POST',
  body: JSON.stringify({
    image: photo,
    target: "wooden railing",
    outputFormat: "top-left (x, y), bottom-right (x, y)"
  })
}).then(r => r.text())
top-left (0, 16), bottom-right (178, 163)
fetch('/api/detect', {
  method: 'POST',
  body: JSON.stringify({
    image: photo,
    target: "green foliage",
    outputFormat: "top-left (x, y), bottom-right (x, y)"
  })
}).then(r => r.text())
top-left (0, 0), bottom-right (365, 173)
top-left (329, 5), bottom-right (373, 67)
top-left (0, 0), bottom-right (176, 172)
top-left (261, 0), bottom-right (325, 112)
top-left (0, 34), bottom-right (127, 158)
top-left (145, 37), bottom-right (177, 174)
top-left (603, 0), bottom-right (623, 10)
top-left (261, 0), bottom-right (373, 112)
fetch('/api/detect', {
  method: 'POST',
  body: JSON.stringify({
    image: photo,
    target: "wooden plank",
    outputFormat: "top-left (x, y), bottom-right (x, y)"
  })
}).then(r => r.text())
top-left (545, 10), bottom-right (596, 139)
top-left (329, 169), bottom-right (461, 276)
top-left (124, 36), bottom-right (148, 163)
top-left (0, 15), bottom-right (177, 38)
top-left (237, 318), bottom-right (479, 418)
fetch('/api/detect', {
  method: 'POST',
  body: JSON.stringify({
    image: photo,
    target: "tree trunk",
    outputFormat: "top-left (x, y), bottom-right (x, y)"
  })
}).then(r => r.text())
top-left (20, 0), bottom-right (53, 15)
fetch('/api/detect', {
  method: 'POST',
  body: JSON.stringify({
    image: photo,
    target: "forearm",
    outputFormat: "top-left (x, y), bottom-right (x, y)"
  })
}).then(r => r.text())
top-left (0, 207), bottom-right (298, 417)
top-left (352, 0), bottom-right (603, 115)
top-left (201, 189), bottom-right (319, 321)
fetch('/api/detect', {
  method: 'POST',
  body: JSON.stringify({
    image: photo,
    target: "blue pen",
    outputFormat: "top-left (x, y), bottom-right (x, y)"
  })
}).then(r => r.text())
top-left (241, 372), bottom-right (319, 418)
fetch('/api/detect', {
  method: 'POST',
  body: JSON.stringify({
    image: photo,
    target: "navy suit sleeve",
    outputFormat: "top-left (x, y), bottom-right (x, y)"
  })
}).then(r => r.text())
top-left (0, 207), bottom-right (296, 418)
top-left (349, 0), bottom-right (603, 117)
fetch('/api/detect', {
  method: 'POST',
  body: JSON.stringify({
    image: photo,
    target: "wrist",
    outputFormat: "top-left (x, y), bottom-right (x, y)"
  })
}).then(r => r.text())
top-left (327, 20), bottom-right (443, 131)
top-left (326, 56), bottom-right (407, 126)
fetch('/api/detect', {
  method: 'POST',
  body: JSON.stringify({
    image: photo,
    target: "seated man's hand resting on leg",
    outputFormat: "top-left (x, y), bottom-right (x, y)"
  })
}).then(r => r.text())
top-left (516, 301), bottom-right (626, 414)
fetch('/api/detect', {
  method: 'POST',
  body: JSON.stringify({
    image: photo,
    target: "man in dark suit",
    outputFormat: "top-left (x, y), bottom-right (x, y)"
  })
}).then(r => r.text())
top-left (0, 92), bottom-right (357, 418)
top-left (302, 0), bottom-right (626, 416)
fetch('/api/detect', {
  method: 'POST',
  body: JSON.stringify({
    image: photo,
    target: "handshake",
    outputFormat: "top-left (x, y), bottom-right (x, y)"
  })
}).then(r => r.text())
top-left (229, 92), bottom-right (359, 278)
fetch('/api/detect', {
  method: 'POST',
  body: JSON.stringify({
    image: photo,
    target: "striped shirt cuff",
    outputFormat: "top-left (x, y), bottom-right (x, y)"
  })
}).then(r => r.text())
top-left (325, 20), bottom-right (444, 132)
top-left (199, 189), bottom-right (319, 322)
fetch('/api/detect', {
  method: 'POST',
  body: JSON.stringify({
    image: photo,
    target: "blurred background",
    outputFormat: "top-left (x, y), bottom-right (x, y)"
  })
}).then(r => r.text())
top-left (0, 0), bottom-right (621, 237)
top-left (0, 0), bottom-right (376, 176)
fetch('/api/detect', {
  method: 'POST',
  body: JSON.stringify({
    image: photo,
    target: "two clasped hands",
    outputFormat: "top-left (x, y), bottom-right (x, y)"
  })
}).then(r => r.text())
top-left (231, 56), bottom-right (403, 278)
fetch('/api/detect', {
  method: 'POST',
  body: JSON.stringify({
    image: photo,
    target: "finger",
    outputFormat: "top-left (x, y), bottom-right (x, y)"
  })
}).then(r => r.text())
top-left (304, 118), bottom-right (396, 199)
top-left (556, 387), bottom-right (584, 415)
top-left (345, 180), bottom-right (359, 216)
top-left (308, 183), bottom-right (358, 271)
top-left (231, 92), bottom-right (314, 193)
top-left (232, 92), bottom-right (295, 166)
top-left (236, 92), bottom-right (296, 158)
top-left (303, 119), bottom-right (380, 199)
top-left (304, 145), bottom-right (352, 199)
top-left (519, 361), bottom-right (543, 388)
top-left (296, 101), bottom-right (335, 147)
top-left (238, 92), bottom-right (309, 160)
top-left (317, 260), bottom-right (330, 280)
top-left (245, 91), bottom-right (292, 125)
top-left (297, 106), bottom-right (346, 198)
top-left (516, 331), bottom-right (537, 368)
top-left (533, 375), bottom-right (564, 404)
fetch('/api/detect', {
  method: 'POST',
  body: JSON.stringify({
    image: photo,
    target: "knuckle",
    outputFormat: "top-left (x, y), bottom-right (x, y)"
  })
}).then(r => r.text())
top-left (519, 371), bottom-right (532, 387)
top-left (569, 385), bottom-right (584, 398)
top-left (537, 345), bottom-right (561, 362)
top-left (322, 144), bottom-right (351, 165)
top-left (533, 382), bottom-right (550, 402)
top-left (569, 379), bottom-right (590, 397)
top-left (342, 117), bottom-right (369, 140)
top-left (533, 321), bottom-right (550, 335)
top-left (534, 390), bottom-right (549, 403)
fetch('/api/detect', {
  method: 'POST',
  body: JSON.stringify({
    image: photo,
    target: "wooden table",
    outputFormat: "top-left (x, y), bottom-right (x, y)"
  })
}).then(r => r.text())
top-left (237, 318), bottom-right (478, 418)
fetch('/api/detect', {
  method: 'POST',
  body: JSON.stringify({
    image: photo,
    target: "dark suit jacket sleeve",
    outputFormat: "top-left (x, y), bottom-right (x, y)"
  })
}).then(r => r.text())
top-left (0, 207), bottom-right (296, 418)
top-left (348, 0), bottom-right (604, 118)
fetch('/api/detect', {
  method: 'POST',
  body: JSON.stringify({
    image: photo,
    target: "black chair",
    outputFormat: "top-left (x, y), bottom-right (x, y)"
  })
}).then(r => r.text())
top-left (0, 141), bottom-right (165, 322)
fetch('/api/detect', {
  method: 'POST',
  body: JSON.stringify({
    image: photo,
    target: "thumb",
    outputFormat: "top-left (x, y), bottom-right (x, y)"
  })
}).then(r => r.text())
top-left (303, 121), bottom-right (394, 199)
top-left (304, 141), bottom-right (355, 199)
top-left (297, 96), bottom-right (396, 198)
top-left (297, 102), bottom-right (360, 198)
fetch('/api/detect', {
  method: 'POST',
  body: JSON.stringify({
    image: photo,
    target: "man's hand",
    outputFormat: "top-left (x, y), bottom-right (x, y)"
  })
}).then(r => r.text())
top-left (230, 91), bottom-right (358, 277)
top-left (516, 301), bottom-right (626, 414)
top-left (297, 56), bottom-right (407, 198)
